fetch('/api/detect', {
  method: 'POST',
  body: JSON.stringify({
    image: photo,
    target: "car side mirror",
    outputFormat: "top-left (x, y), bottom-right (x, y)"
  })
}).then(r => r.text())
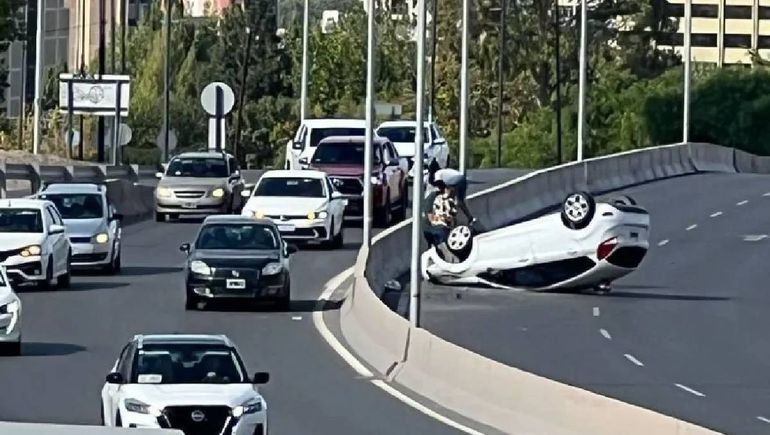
top-left (298, 157), bottom-right (309, 165)
top-left (286, 244), bottom-right (298, 255)
top-left (112, 213), bottom-right (123, 221)
top-left (155, 172), bottom-right (163, 179)
top-left (252, 372), bottom-right (270, 384)
top-left (292, 141), bottom-right (304, 150)
top-left (49, 224), bottom-right (65, 234)
top-left (331, 191), bottom-right (344, 200)
top-left (240, 188), bottom-right (252, 198)
top-left (179, 243), bottom-right (190, 254)
top-left (106, 372), bottom-right (124, 384)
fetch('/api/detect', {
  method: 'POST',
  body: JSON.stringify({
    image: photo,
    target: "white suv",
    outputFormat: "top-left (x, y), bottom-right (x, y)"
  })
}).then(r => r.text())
top-left (35, 183), bottom-right (123, 273)
top-left (284, 118), bottom-right (366, 170)
top-left (0, 266), bottom-right (22, 356)
top-left (376, 120), bottom-right (450, 179)
top-left (101, 334), bottom-right (269, 434)
top-left (0, 199), bottom-right (72, 288)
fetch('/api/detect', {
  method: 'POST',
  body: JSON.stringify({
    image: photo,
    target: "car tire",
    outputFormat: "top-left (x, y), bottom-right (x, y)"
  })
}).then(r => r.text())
top-left (560, 191), bottom-right (596, 230)
top-left (446, 225), bottom-right (474, 260)
top-left (58, 252), bottom-right (72, 289)
top-left (155, 211), bottom-right (165, 222)
top-left (332, 219), bottom-right (344, 249)
top-left (0, 341), bottom-right (21, 356)
top-left (37, 258), bottom-right (54, 290)
top-left (611, 194), bottom-right (637, 206)
top-left (394, 187), bottom-right (408, 222)
top-left (375, 192), bottom-right (392, 228)
top-left (185, 292), bottom-right (199, 310)
top-left (278, 278), bottom-right (291, 311)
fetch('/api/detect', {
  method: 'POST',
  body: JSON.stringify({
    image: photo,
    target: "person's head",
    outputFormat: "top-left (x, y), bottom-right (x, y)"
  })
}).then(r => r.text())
top-left (433, 179), bottom-right (446, 192)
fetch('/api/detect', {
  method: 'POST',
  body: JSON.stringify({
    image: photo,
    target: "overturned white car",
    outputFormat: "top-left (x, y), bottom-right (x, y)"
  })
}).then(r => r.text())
top-left (421, 192), bottom-right (650, 293)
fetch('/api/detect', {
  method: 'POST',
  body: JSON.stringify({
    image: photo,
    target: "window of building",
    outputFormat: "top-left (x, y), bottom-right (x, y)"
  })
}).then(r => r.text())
top-left (665, 2), bottom-right (684, 17)
top-left (724, 5), bottom-right (752, 19)
top-left (724, 34), bottom-right (751, 48)
top-left (758, 35), bottom-right (770, 49)
top-left (760, 6), bottom-right (770, 19)
top-left (692, 4), bottom-right (718, 18)
top-left (657, 32), bottom-right (684, 46)
top-left (691, 33), bottom-right (717, 47)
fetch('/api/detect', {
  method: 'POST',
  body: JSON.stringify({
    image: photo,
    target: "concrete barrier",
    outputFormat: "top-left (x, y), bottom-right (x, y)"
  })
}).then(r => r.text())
top-left (0, 421), bottom-right (181, 434)
top-left (104, 180), bottom-right (155, 225)
top-left (339, 142), bottom-right (770, 434)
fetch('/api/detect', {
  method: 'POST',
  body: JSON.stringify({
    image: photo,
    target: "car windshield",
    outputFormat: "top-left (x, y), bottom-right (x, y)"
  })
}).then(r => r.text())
top-left (195, 223), bottom-right (279, 250)
top-left (39, 193), bottom-right (103, 219)
top-left (0, 208), bottom-right (43, 233)
top-left (309, 127), bottom-right (365, 148)
top-left (131, 344), bottom-right (245, 384)
top-left (254, 177), bottom-right (324, 198)
top-left (166, 157), bottom-right (228, 178)
top-left (311, 142), bottom-right (379, 165)
top-left (377, 126), bottom-right (429, 144)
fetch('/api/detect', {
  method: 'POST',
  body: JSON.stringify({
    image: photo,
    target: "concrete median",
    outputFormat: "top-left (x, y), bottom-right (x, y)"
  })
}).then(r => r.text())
top-left (0, 421), bottom-right (181, 434)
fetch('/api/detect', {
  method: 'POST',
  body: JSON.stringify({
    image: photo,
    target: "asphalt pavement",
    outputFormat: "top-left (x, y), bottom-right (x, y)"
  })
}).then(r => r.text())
top-left (420, 172), bottom-right (770, 435)
top-left (0, 169), bottom-right (523, 434)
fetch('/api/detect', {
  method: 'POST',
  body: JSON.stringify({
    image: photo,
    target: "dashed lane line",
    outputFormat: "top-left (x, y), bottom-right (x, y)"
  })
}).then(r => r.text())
top-left (658, 239), bottom-right (670, 246)
top-left (593, 307), bottom-right (600, 317)
top-left (624, 354), bottom-right (644, 367)
top-left (737, 200), bottom-right (749, 206)
top-left (599, 329), bottom-right (612, 340)
top-left (757, 416), bottom-right (770, 424)
top-left (764, 192), bottom-right (770, 197)
top-left (686, 224), bottom-right (698, 231)
top-left (710, 211), bottom-right (723, 217)
top-left (675, 384), bottom-right (705, 397)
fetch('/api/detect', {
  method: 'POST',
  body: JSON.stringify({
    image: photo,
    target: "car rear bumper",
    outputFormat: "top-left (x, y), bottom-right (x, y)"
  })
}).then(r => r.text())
top-left (70, 242), bottom-right (112, 266)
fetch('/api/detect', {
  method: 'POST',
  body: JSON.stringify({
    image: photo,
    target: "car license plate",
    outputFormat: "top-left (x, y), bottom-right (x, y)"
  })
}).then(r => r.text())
top-left (181, 202), bottom-right (196, 209)
top-left (278, 224), bottom-right (295, 232)
top-left (226, 279), bottom-right (246, 289)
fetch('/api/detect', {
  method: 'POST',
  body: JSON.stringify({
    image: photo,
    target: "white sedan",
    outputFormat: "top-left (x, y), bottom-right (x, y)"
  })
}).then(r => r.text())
top-left (241, 170), bottom-right (347, 248)
top-left (0, 266), bottom-right (22, 355)
top-left (422, 192), bottom-right (650, 294)
top-left (0, 199), bottom-right (72, 288)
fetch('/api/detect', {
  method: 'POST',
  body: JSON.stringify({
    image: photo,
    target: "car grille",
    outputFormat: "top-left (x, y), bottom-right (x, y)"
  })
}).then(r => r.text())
top-left (72, 253), bottom-right (109, 263)
top-left (329, 176), bottom-right (363, 195)
top-left (174, 190), bottom-right (206, 199)
top-left (283, 227), bottom-right (327, 239)
top-left (158, 405), bottom-right (234, 435)
top-left (69, 236), bottom-right (91, 244)
top-left (266, 214), bottom-right (307, 220)
top-left (0, 248), bottom-right (24, 262)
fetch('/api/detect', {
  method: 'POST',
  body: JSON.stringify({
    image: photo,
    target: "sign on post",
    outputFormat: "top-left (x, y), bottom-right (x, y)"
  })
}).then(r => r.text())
top-left (200, 82), bottom-right (235, 152)
top-left (156, 129), bottom-right (178, 153)
top-left (58, 74), bottom-right (131, 116)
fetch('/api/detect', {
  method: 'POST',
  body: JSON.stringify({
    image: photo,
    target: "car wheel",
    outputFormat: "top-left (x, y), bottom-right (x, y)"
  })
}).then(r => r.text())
top-left (332, 220), bottom-right (344, 249)
top-left (37, 258), bottom-right (54, 290)
top-left (0, 341), bottom-right (21, 356)
top-left (185, 292), bottom-right (199, 310)
top-left (446, 225), bottom-right (473, 260)
top-left (375, 192), bottom-right (392, 227)
top-left (560, 191), bottom-right (596, 230)
top-left (278, 278), bottom-right (291, 311)
top-left (155, 211), bottom-right (165, 222)
top-left (394, 187), bottom-right (408, 221)
top-left (611, 194), bottom-right (637, 206)
top-left (168, 213), bottom-right (179, 221)
top-left (58, 251), bottom-right (72, 288)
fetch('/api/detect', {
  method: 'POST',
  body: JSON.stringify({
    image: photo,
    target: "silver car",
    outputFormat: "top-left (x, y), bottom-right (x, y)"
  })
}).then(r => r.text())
top-left (36, 182), bottom-right (123, 273)
top-left (155, 151), bottom-right (245, 221)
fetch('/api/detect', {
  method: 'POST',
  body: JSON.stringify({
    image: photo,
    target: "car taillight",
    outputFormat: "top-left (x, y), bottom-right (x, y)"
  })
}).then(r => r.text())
top-left (597, 237), bottom-right (619, 260)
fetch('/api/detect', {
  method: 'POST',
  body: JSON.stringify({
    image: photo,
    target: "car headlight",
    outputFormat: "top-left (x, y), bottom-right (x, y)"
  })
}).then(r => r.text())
top-left (0, 300), bottom-right (19, 315)
top-left (94, 232), bottom-right (109, 244)
top-left (156, 187), bottom-right (173, 198)
top-left (317, 211), bottom-right (328, 219)
top-left (20, 245), bottom-right (41, 257)
top-left (232, 399), bottom-right (262, 417)
top-left (262, 262), bottom-right (282, 276)
top-left (240, 189), bottom-right (252, 198)
top-left (212, 188), bottom-right (225, 198)
top-left (252, 210), bottom-right (265, 219)
top-left (307, 211), bottom-right (316, 220)
top-left (190, 260), bottom-right (212, 275)
top-left (124, 398), bottom-right (161, 417)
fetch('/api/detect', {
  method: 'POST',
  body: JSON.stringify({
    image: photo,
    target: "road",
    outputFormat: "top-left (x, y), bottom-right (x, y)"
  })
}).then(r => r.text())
top-left (420, 172), bottom-right (770, 435)
top-left (0, 169), bottom-right (523, 434)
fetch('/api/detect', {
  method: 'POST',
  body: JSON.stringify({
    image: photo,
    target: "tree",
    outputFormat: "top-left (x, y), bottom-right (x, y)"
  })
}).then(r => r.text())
top-left (0, 0), bottom-right (25, 107)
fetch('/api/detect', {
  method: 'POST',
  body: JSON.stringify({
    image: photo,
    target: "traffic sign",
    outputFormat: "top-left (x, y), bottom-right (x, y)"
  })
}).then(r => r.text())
top-left (64, 129), bottom-right (81, 147)
top-left (156, 129), bottom-right (178, 152)
top-left (105, 123), bottom-right (133, 147)
top-left (200, 82), bottom-right (235, 116)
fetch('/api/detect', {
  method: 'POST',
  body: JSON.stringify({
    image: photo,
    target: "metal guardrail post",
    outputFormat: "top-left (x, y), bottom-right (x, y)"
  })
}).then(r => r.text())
top-left (0, 163), bottom-right (6, 198)
top-left (29, 164), bottom-right (41, 193)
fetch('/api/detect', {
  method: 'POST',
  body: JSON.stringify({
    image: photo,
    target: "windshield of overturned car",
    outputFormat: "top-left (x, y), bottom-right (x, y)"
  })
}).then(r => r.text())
top-left (195, 224), bottom-right (279, 250)
top-left (40, 194), bottom-right (104, 219)
top-left (166, 157), bottom-right (228, 178)
top-left (131, 344), bottom-right (246, 384)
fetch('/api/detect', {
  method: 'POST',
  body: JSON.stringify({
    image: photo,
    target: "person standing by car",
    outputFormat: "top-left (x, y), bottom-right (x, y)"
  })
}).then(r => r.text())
top-left (425, 160), bottom-right (475, 228)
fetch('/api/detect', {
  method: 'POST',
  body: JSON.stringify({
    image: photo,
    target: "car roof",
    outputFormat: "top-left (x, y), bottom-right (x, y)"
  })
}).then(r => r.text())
top-left (377, 120), bottom-right (434, 128)
top-left (171, 151), bottom-right (232, 159)
top-left (317, 135), bottom-right (389, 146)
top-left (202, 214), bottom-right (276, 227)
top-left (41, 183), bottom-right (105, 194)
top-left (302, 118), bottom-right (366, 128)
top-left (261, 169), bottom-right (327, 179)
top-left (133, 334), bottom-right (233, 348)
top-left (0, 198), bottom-right (50, 209)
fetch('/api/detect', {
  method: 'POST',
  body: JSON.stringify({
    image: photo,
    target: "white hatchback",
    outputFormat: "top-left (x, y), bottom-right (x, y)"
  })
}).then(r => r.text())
top-left (101, 334), bottom-right (270, 434)
top-left (0, 266), bottom-right (22, 355)
top-left (0, 199), bottom-right (72, 288)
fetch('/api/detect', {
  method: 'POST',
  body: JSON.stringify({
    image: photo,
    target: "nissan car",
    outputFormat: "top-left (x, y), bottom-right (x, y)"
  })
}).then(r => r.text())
top-left (0, 266), bottom-right (22, 356)
top-left (101, 334), bottom-right (270, 434)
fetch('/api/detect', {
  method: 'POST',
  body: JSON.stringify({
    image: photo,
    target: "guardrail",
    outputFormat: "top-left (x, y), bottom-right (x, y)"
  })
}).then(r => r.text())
top-left (339, 142), bottom-right (768, 434)
top-left (0, 163), bottom-right (156, 197)
top-left (0, 421), bottom-right (181, 434)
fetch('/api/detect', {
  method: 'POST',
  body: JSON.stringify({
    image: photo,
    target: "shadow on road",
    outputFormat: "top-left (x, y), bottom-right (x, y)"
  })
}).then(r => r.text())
top-left (20, 342), bottom-right (87, 357)
top-left (113, 266), bottom-right (183, 276)
top-left (606, 291), bottom-right (730, 301)
top-left (195, 299), bottom-right (342, 313)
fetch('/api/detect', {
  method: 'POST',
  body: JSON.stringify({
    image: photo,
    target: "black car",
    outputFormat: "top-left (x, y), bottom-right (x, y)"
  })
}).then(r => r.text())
top-left (180, 215), bottom-right (296, 310)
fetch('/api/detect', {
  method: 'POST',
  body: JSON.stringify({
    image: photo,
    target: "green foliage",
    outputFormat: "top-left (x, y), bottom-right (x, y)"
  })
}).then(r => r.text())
top-left (0, 0), bottom-right (25, 108)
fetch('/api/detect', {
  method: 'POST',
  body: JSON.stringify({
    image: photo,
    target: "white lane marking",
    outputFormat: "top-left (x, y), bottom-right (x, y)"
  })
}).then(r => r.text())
top-left (686, 224), bottom-right (698, 231)
top-left (743, 234), bottom-right (768, 242)
top-left (757, 416), bottom-right (770, 424)
top-left (675, 383), bottom-right (705, 397)
top-left (658, 239), bottom-right (670, 246)
top-left (292, 316), bottom-right (303, 321)
top-left (593, 307), bottom-right (600, 317)
top-left (764, 192), bottom-right (770, 197)
top-left (600, 329), bottom-right (612, 340)
top-left (710, 211), bottom-right (723, 217)
top-left (313, 267), bottom-right (485, 435)
top-left (624, 354), bottom-right (644, 367)
top-left (737, 200), bottom-right (748, 206)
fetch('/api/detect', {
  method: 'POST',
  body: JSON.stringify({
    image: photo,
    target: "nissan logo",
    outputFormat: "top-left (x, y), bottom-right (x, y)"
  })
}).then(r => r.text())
top-left (231, 270), bottom-right (239, 277)
top-left (190, 410), bottom-right (205, 422)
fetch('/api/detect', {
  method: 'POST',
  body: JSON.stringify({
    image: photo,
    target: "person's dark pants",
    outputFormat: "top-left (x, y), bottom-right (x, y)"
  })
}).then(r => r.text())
top-left (424, 224), bottom-right (450, 247)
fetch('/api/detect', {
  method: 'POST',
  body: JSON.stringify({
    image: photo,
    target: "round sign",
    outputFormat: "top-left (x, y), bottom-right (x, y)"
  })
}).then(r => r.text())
top-left (64, 129), bottom-right (81, 147)
top-left (200, 82), bottom-right (235, 116)
top-left (117, 123), bottom-right (132, 146)
top-left (156, 128), bottom-right (178, 151)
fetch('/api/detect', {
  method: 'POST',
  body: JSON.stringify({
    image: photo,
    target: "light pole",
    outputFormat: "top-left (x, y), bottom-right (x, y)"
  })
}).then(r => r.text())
top-left (98, 0), bottom-right (106, 162)
top-left (234, 27), bottom-right (254, 161)
top-left (32, 0), bottom-right (44, 155)
top-left (495, 0), bottom-right (507, 168)
top-left (683, 0), bottom-right (692, 143)
top-left (409, 0), bottom-right (428, 328)
top-left (428, 0), bottom-right (438, 122)
top-left (554, 0), bottom-right (563, 164)
top-left (363, 0), bottom-right (376, 247)
top-left (576, 0), bottom-right (588, 162)
top-left (300, 0), bottom-right (309, 121)
top-left (162, 0), bottom-right (171, 162)
top-left (458, 0), bottom-right (469, 174)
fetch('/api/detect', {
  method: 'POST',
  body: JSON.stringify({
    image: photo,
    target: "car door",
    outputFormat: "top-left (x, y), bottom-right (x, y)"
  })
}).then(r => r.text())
top-left (107, 201), bottom-right (121, 256)
top-left (380, 143), bottom-right (400, 203)
top-left (325, 176), bottom-right (344, 234)
top-left (386, 140), bottom-right (408, 181)
top-left (431, 124), bottom-right (449, 167)
top-left (45, 205), bottom-right (68, 274)
top-left (104, 342), bottom-right (135, 425)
